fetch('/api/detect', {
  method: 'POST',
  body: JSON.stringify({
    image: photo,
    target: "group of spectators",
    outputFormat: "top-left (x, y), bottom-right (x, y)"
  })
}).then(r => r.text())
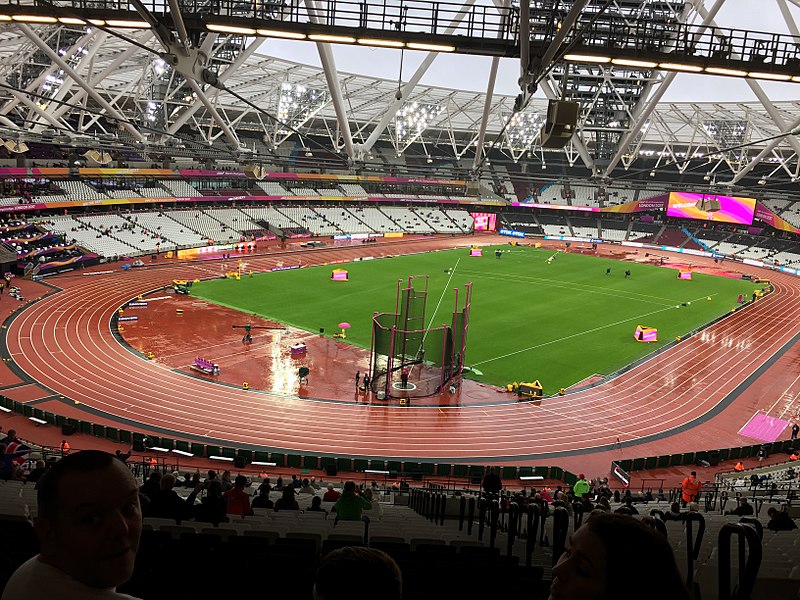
top-left (135, 468), bottom-right (380, 525)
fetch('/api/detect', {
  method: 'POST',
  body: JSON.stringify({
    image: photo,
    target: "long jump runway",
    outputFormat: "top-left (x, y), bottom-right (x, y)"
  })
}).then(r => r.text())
top-left (5, 235), bottom-right (800, 470)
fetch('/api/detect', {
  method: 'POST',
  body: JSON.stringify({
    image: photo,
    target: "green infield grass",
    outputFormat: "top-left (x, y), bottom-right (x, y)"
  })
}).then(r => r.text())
top-left (191, 246), bottom-right (757, 392)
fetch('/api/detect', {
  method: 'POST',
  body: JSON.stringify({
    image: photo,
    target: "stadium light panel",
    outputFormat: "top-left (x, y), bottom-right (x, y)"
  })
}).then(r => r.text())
top-left (407, 42), bottom-right (455, 52)
top-left (659, 63), bottom-right (703, 72)
top-left (58, 17), bottom-right (86, 25)
top-left (171, 449), bottom-right (193, 457)
top-left (257, 29), bottom-right (306, 40)
top-left (705, 67), bottom-right (747, 77)
top-left (251, 461), bottom-right (277, 466)
top-left (308, 34), bottom-right (356, 44)
top-left (105, 19), bottom-right (150, 28)
top-left (12, 15), bottom-right (58, 23)
top-left (564, 54), bottom-right (611, 63)
top-left (358, 38), bottom-right (405, 48)
top-left (209, 455), bottom-right (234, 462)
top-left (611, 58), bottom-right (658, 68)
top-left (748, 72), bottom-right (791, 81)
top-left (207, 24), bottom-right (256, 35)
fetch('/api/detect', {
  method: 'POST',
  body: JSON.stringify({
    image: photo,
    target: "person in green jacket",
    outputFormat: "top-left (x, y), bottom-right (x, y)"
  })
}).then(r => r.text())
top-left (333, 480), bottom-right (372, 522)
top-left (573, 473), bottom-right (590, 499)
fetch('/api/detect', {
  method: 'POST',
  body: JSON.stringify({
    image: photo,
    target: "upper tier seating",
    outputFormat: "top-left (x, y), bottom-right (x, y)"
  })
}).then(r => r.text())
top-left (159, 180), bottom-right (201, 197)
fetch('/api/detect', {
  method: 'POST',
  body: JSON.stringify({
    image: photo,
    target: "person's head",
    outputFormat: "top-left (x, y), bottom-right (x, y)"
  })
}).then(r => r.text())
top-left (205, 480), bottom-right (222, 499)
top-left (327, 483), bottom-right (335, 491)
top-left (314, 546), bottom-right (402, 600)
top-left (690, 471), bottom-right (697, 478)
top-left (281, 486), bottom-right (296, 501)
top-left (234, 475), bottom-right (248, 489)
top-left (35, 450), bottom-right (141, 589)
top-left (311, 496), bottom-right (322, 508)
top-left (5, 429), bottom-right (16, 441)
top-left (550, 512), bottom-right (689, 600)
top-left (34, 459), bottom-right (45, 470)
top-left (767, 507), bottom-right (778, 518)
top-left (159, 473), bottom-right (175, 491)
top-left (670, 502), bottom-right (681, 513)
top-left (303, 478), bottom-right (310, 487)
top-left (739, 497), bottom-right (748, 505)
top-left (343, 480), bottom-right (357, 493)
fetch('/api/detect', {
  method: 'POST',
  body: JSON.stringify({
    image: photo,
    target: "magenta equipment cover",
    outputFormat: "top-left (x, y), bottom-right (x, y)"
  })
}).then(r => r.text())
top-left (667, 192), bottom-right (756, 225)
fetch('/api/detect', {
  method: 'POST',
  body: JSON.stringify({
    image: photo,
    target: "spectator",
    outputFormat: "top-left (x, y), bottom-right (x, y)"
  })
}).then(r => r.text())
top-left (2, 450), bottom-right (141, 599)
top-left (313, 547), bottom-right (401, 600)
top-left (25, 459), bottom-right (48, 484)
top-left (291, 474), bottom-right (303, 489)
top-left (307, 495), bottom-right (327, 514)
top-left (734, 461), bottom-right (744, 472)
top-left (766, 507), bottom-right (798, 531)
top-left (332, 481), bottom-right (371, 522)
top-left (274, 486), bottom-right (300, 511)
top-left (361, 488), bottom-right (382, 521)
top-left (323, 483), bottom-right (341, 502)
top-left (223, 475), bottom-right (252, 518)
top-left (481, 467), bottom-right (502, 496)
top-left (299, 478), bottom-right (317, 494)
top-left (251, 485), bottom-right (274, 510)
top-left (187, 480), bottom-right (228, 525)
top-left (115, 450), bottom-right (131, 463)
top-left (139, 471), bottom-right (161, 502)
top-left (550, 512), bottom-right (691, 600)
top-left (726, 496), bottom-right (753, 517)
top-left (220, 470), bottom-right (233, 492)
top-left (146, 473), bottom-right (189, 521)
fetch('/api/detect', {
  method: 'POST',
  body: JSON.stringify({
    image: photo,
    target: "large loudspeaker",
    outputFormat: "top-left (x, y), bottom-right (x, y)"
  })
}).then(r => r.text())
top-left (540, 99), bottom-right (580, 149)
top-left (233, 456), bottom-right (247, 469)
top-left (61, 424), bottom-right (76, 436)
top-left (325, 465), bottom-right (338, 477)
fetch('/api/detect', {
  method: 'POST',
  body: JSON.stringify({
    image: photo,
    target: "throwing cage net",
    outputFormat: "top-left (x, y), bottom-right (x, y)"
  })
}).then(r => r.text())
top-left (370, 275), bottom-right (471, 399)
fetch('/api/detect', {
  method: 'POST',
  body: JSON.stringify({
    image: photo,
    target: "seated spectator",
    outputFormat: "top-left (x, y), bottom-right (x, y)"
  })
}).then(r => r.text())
top-left (307, 495), bottom-right (327, 514)
top-left (309, 476), bottom-right (321, 490)
top-left (2, 450), bottom-right (141, 599)
top-left (314, 546), bottom-right (402, 600)
top-left (361, 488), bottom-right (382, 521)
top-left (220, 470), bottom-right (233, 492)
top-left (333, 481), bottom-right (372, 522)
top-left (767, 506), bottom-right (798, 531)
top-left (187, 480), bottom-right (228, 525)
top-left (298, 478), bottom-right (317, 494)
top-left (550, 512), bottom-right (691, 600)
top-left (664, 502), bottom-right (683, 521)
top-left (274, 486), bottom-right (300, 511)
top-left (25, 459), bottom-right (48, 484)
top-left (251, 484), bottom-right (274, 510)
top-left (223, 475), bottom-right (252, 518)
top-left (734, 461), bottom-right (744, 472)
top-left (139, 471), bottom-right (161, 501)
top-left (725, 496), bottom-right (753, 517)
top-left (323, 483), bottom-right (341, 502)
top-left (146, 473), bottom-right (190, 521)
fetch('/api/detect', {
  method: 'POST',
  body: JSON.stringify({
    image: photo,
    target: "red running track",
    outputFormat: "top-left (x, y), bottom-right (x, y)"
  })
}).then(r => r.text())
top-left (6, 236), bottom-right (800, 463)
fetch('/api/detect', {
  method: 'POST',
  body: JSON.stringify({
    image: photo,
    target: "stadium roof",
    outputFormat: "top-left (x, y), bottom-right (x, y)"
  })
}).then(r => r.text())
top-left (0, 0), bottom-right (798, 191)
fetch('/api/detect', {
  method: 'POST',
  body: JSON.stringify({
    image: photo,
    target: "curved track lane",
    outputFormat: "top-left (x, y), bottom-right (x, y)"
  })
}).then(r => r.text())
top-left (7, 238), bottom-right (800, 461)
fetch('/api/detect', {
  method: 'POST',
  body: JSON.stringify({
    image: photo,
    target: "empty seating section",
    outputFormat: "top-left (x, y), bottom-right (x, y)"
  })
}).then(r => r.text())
top-left (289, 187), bottom-right (320, 196)
top-left (131, 212), bottom-right (205, 249)
top-left (629, 222), bottom-right (659, 240)
top-left (569, 185), bottom-right (598, 207)
top-left (166, 210), bottom-right (233, 243)
top-left (782, 204), bottom-right (800, 228)
top-left (256, 181), bottom-right (291, 196)
top-left (413, 209), bottom-right (472, 233)
top-left (340, 183), bottom-right (368, 197)
top-left (714, 242), bottom-right (749, 256)
top-left (311, 207), bottom-right (372, 235)
top-left (572, 226), bottom-right (598, 238)
top-left (239, 206), bottom-right (298, 230)
top-left (316, 187), bottom-right (345, 197)
top-left (276, 206), bottom-right (319, 234)
top-left (535, 184), bottom-right (561, 204)
top-left (42, 214), bottom-right (138, 256)
top-left (380, 207), bottom-right (435, 233)
top-left (352, 206), bottom-right (397, 232)
top-left (58, 180), bottom-right (109, 201)
top-left (159, 180), bottom-right (201, 197)
top-left (78, 214), bottom-right (164, 254)
top-left (208, 208), bottom-right (257, 233)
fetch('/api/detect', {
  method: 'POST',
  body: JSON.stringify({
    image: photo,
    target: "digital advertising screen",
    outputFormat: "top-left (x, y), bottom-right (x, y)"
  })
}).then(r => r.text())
top-left (666, 191), bottom-right (756, 225)
top-left (471, 212), bottom-right (497, 231)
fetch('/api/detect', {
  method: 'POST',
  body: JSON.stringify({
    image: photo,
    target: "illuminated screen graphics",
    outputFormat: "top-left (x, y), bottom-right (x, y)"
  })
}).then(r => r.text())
top-left (667, 192), bottom-right (756, 225)
top-left (471, 212), bottom-right (497, 231)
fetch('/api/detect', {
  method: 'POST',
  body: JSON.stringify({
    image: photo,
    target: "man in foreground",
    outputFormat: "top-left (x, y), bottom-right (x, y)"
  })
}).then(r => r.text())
top-left (2, 450), bottom-right (142, 599)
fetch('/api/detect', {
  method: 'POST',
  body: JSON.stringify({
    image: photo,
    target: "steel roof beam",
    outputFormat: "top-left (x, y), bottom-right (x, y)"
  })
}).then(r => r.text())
top-left (17, 23), bottom-right (144, 141)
